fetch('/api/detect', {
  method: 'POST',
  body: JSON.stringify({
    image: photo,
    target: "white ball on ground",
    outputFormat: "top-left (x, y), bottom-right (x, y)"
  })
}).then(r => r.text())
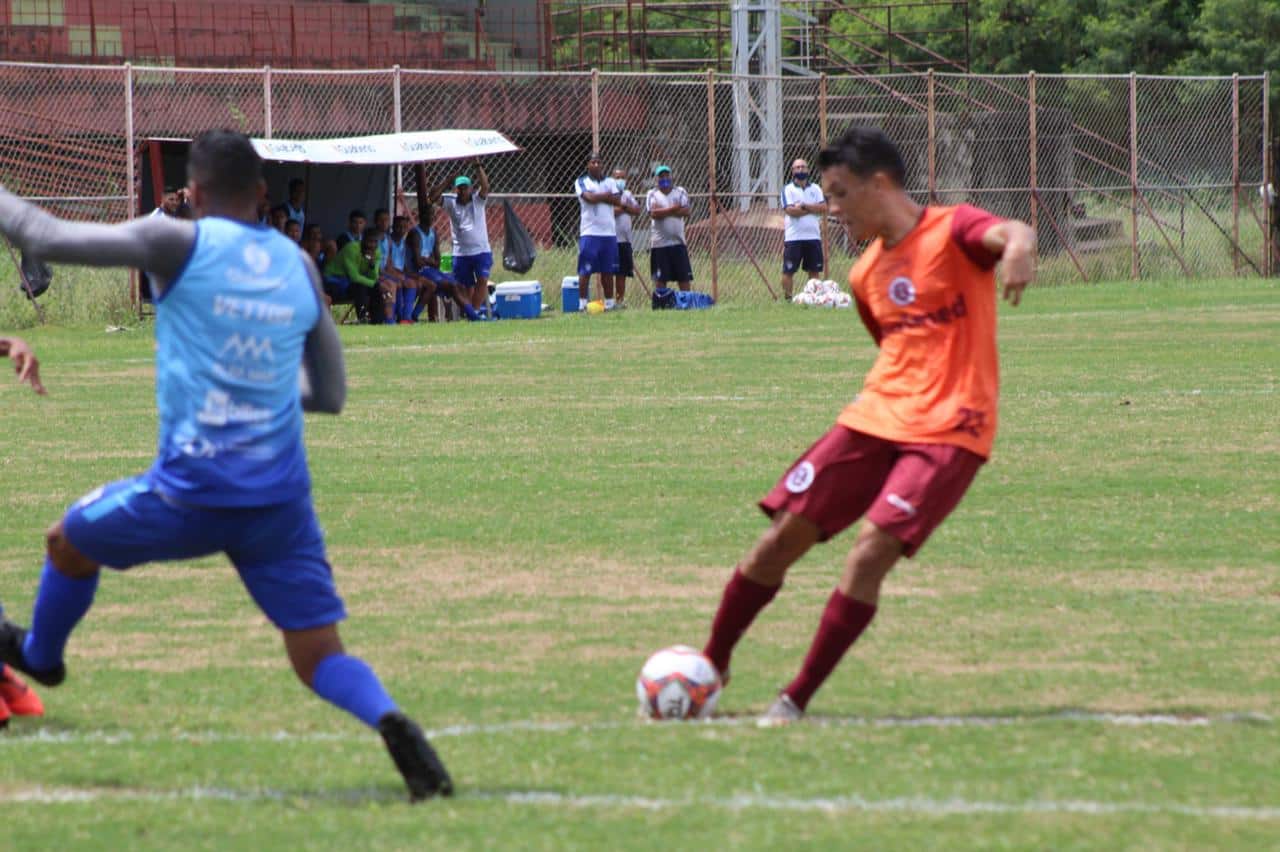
top-left (635, 645), bottom-right (722, 721)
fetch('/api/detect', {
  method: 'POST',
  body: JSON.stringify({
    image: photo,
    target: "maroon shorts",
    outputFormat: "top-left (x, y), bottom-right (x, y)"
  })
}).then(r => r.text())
top-left (759, 426), bottom-right (985, 557)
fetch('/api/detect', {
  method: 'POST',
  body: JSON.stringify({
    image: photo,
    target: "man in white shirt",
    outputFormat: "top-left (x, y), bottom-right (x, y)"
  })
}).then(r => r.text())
top-left (645, 165), bottom-right (693, 291)
top-left (780, 157), bottom-right (828, 299)
top-left (430, 163), bottom-right (493, 318)
top-left (612, 167), bottom-right (641, 309)
top-left (574, 153), bottom-right (620, 310)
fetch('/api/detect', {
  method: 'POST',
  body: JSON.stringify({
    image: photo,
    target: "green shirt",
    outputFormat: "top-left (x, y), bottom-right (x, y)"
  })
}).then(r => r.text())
top-left (324, 240), bottom-right (380, 288)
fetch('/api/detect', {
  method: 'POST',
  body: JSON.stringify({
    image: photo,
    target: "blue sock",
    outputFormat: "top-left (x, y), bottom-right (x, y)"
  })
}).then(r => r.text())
top-left (22, 557), bottom-right (99, 672)
top-left (463, 304), bottom-right (480, 321)
top-left (311, 653), bottom-right (399, 729)
top-left (393, 289), bottom-right (406, 321)
top-left (411, 298), bottom-right (426, 321)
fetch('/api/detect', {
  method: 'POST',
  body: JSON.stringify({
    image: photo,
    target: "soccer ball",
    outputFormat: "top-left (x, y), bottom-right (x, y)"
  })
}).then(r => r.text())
top-left (635, 645), bottom-right (722, 721)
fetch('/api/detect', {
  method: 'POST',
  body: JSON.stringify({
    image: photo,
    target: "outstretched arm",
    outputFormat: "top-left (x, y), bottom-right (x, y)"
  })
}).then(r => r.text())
top-left (475, 162), bottom-right (490, 198)
top-left (0, 185), bottom-right (194, 295)
top-left (0, 336), bottom-right (46, 394)
top-left (426, 177), bottom-right (453, 206)
top-left (980, 220), bottom-right (1036, 306)
top-left (298, 252), bottom-right (346, 414)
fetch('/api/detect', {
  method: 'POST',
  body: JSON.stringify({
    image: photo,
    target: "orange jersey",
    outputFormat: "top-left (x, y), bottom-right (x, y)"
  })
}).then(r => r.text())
top-left (838, 204), bottom-right (1005, 457)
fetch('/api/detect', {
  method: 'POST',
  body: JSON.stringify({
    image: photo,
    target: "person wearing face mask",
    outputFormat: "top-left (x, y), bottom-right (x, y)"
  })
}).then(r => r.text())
top-left (781, 157), bottom-right (829, 300)
top-left (611, 168), bottom-right (642, 309)
top-left (645, 165), bottom-right (693, 291)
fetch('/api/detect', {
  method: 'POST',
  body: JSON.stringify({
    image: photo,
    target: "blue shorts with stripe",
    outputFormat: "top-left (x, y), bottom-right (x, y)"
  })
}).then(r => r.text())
top-left (62, 475), bottom-right (346, 631)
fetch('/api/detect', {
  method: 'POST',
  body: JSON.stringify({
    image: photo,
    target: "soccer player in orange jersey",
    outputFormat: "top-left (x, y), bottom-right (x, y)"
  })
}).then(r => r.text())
top-left (700, 127), bottom-right (1036, 725)
top-left (1, 336), bottom-right (47, 726)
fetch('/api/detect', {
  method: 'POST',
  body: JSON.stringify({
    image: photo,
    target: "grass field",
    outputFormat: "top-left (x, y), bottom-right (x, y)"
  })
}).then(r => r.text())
top-left (0, 277), bottom-right (1277, 850)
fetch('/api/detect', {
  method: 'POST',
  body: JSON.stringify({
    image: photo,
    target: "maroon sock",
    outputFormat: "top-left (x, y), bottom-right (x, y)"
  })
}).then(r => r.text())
top-left (784, 589), bottom-right (877, 711)
top-left (702, 569), bottom-right (781, 676)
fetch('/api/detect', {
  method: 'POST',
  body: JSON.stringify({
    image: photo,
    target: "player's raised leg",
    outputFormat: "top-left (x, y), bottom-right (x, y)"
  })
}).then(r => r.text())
top-left (283, 624), bottom-right (453, 800)
top-left (234, 496), bottom-right (453, 801)
top-left (0, 521), bottom-right (101, 686)
top-left (702, 512), bottom-right (818, 681)
top-left (759, 521), bottom-right (894, 725)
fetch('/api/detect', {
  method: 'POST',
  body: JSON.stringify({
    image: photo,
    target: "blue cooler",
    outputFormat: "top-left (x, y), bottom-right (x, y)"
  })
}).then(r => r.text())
top-left (494, 281), bottom-right (542, 319)
top-left (561, 276), bottom-right (580, 313)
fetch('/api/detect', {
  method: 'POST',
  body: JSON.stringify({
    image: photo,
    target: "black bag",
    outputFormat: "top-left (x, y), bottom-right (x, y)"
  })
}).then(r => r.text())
top-left (19, 252), bottom-right (52, 299)
top-left (502, 200), bottom-right (536, 274)
top-left (651, 287), bottom-right (677, 310)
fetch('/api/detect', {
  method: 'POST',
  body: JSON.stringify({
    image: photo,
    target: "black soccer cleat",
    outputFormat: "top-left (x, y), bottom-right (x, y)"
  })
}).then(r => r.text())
top-left (378, 711), bottom-right (454, 801)
top-left (0, 618), bottom-right (65, 687)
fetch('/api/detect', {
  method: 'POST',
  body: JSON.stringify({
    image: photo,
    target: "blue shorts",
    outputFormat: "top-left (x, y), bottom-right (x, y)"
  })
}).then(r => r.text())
top-left (418, 266), bottom-right (459, 287)
top-left (783, 239), bottom-right (824, 275)
top-left (62, 476), bottom-right (346, 631)
top-left (452, 252), bottom-right (492, 288)
top-left (322, 275), bottom-right (350, 301)
top-left (577, 235), bottom-right (619, 277)
top-left (650, 244), bottom-right (694, 284)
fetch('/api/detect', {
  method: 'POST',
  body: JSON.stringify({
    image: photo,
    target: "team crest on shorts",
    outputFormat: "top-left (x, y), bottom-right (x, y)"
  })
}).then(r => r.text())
top-left (888, 276), bottom-right (916, 306)
top-left (784, 460), bottom-right (816, 494)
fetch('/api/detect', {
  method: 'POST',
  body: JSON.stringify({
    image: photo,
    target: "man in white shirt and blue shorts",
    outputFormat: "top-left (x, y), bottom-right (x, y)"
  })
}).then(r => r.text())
top-left (780, 157), bottom-right (828, 300)
top-left (574, 153), bottom-right (620, 310)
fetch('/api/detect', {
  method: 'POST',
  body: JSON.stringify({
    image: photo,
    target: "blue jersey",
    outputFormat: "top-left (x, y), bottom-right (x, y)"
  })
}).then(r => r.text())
top-left (386, 234), bottom-right (408, 271)
top-left (412, 225), bottom-right (435, 262)
top-left (378, 233), bottom-right (391, 270)
top-left (151, 217), bottom-right (320, 507)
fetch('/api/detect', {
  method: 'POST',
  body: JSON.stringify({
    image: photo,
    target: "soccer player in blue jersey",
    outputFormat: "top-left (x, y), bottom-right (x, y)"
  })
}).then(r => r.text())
top-left (0, 130), bottom-right (452, 800)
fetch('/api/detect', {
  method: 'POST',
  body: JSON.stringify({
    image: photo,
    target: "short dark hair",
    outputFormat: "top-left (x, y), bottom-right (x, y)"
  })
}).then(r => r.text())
top-left (373, 207), bottom-right (390, 220)
top-left (302, 223), bottom-right (323, 239)
top-left (392, 214), bottom-right (408, 226)
top-left (817, 126), bottom-right (906, 186)
top-left (187, 129), bottom-right (263, 204)
top-left (348, 209), bottom-right (366, 222)
top-left (361, 230), bottom-right (379, 245)
top-left (288, 178), bottom-right (305, 192)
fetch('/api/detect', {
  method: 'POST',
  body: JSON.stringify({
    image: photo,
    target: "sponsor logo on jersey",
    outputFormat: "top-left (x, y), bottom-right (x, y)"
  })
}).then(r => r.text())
top-left (219, 333), bottom-right (275, 362)
top-left (195, 389), bottom-right (273, 427)
top-left (243, 243), bottom-right (272, 276)
top-left (882, 293), bottom-right (969, 337)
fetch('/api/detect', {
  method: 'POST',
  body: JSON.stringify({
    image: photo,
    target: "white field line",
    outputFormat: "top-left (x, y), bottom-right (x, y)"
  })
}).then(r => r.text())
top-left (0, 709), bottom-right (1269, 748)
top-left (4, 785), bottom-right (1280, 821)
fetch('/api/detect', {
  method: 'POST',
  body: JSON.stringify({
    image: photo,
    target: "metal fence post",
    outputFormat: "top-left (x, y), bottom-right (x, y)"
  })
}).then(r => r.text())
top-left (263, 65), bottom-right (272, 139)
top-left (591, 68), bottom-right (601, 155)
top-left (1265, 71), bottom-right (1273, 276)
top-left (707, 69), bottom-right (719, 303)
top-left (1231, 73), bottom-right (1240, 275)
top-left (819, 73), bottom-right (828, 146)
top-left (393, 64), bottom-right (403, 134)
top-left (393, 65), bottom-right (403, 203)
top-left (124, 62), bottom-right (138, 314)
top-left (1028, 71), bottom-right (1037, 239)
top-left (820, 72), bottom-right (829, 275)
top-left (927, 69), bottom-right (936, 203)
top-left (1129, 72), bottom-right (1139, 280)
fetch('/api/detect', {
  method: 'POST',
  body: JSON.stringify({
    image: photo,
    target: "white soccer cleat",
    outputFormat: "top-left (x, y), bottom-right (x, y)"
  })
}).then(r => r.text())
top-left (757, 693), bottom-right (804, 728)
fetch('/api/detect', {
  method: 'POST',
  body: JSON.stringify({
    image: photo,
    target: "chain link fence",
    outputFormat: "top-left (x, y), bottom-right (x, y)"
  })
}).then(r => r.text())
top-left (0, 62), bottom-right (1269, 313)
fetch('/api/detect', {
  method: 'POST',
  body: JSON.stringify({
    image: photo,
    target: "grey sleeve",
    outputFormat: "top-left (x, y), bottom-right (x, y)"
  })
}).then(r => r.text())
top-left (0, 186), bottom-right (194, 293)
top-left (298, 251), bottom-right (346, 415)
